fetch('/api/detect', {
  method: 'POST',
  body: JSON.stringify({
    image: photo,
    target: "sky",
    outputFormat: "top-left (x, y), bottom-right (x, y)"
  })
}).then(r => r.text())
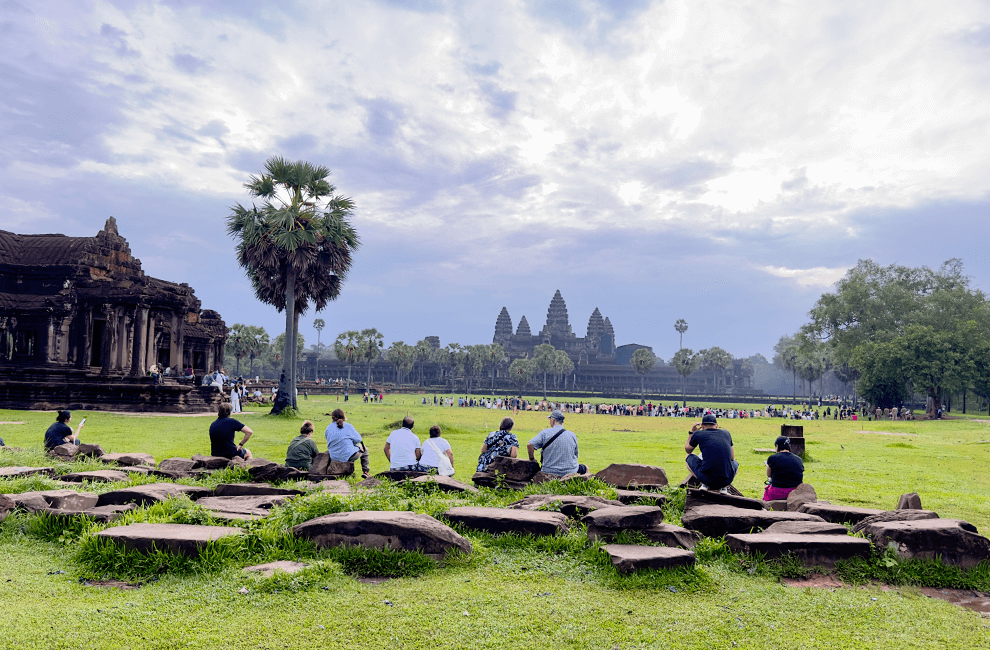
top-left (3, 0), bottom-right (990, 362)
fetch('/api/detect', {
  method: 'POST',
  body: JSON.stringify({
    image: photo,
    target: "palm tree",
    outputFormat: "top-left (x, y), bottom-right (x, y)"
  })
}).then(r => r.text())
top-left (489, 343), bottom-right (505, 391)
top-left (675, 319), bottom-right (688, 349)
top-left (334, 330), bottom-right (360, 390)
top-left (509, 357), bottom-right (534, 397)
top-left (672, 348), bottom-right (699, 406)
top-left (632, 348), bottom-right (656, 402)
top-left (533, 343), bottom-right (557, 400)
top-left (227, 156), bottom-right (358, 413)
top-left (358, 328), bottom-right (384, 393)
top-left (313, 318), bottom-right (325, 379)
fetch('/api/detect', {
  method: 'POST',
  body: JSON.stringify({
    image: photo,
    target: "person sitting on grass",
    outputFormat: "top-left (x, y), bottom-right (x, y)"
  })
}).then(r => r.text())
top-left (420, 425), bottom-right (454, 475)
top-left (684, 413), bottom-right (738, 494)
top-left (477, 417), bottom-right (519, 471)
top-left (285, 420), bottom-right (320, 470)
top-left (326, 408), bottom-right (370, 479)
top-left (44, 410), bottom-right (85, 451)
top-left (762, 435), bottom-right (804, 501)
top-left (209, 401), bottom-right (253, 461)
top-left (384, 416), bottom-right (424, 472)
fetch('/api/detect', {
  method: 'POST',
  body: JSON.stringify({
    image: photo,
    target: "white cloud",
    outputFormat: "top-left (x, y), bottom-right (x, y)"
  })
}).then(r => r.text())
top-left (758, 265), bottom-right (848, 289)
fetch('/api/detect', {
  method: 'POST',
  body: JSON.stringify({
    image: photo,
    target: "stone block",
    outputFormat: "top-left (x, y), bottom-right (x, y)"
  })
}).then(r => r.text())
top-left (765, 500), bottom-right (788, 511)
top-left (309, 460), bottom-right (355, 480)
top-left (601, 544), bottom-right (696, 573)
top-left (36, 489), bottom-right (99, 510)
top-left (59, 470), bottom-right (130, 483)
top-left (485, 456), bottom-right (540, 482)
top-left (356, 477), bottom-right (382, 489)
top-left (592, 463), bottom-right (669, 489)
top-left (47, 443), bottom-right (78, 460)
top-left (196, 495), bottom-right (291, 516)
top-left (0, 493), bottom-right (12, 522)
top-left (581, 505), bottom-right (665, 530)
top-left (587, 523), bottom-right (700, 549)
top-left (785, 483), bottom-right (817, 511)
top-left (615, 489), bottom-right (667, 505)
top-left (248, 463), bottom-right (307, 484)
top-left (405, 475), bottom-right (479, 493)
top-left (785, 437), bottom-right (805, 456)
top-left (862, 519), bottom-right (990, 568)
top-left (0, 467), bottom-right (53, 478)
top-left (11, 492), bottom-right (50, 513)
top-left (292, 510), bottom-right (472, 559)
top-left (443, 506), bottom-right (569, 536)
top-left (681, 504), bottom-right (826, 538)
top-left (191, 454), bottom-right (234, 470)
top-left (41, 504), bottom-right (136, 523)
top-left (797, 503), bottom-right (886, 524)
top-left (763, 520), bottom-right (850, 535)
top-left (506, 494), bottom-right (625, 518)
top-left (726, 533), bottom-right (872, 568)
top-left (852, 509), bottom-right (940, 534)
top-left (375, 470), bottom-right (428, 482)
top-left (897, 492), bottom-right (923, 510)
top-left (213, 483), bottom-right (303, 497)
top-left (96, 483), bottom-right (212, 507)
top-left (296, 480), bottom-right (352, 494)
top-left (685, 488), bottom-right (766, 512)
top-left (158, 458), bottom-right (198, 473)
top-left (100, 452), bottom-right (156, 467)
top-left (75, 443), bottom-right (105, 458)
top-left (96, 523), bottom-right (244, 556)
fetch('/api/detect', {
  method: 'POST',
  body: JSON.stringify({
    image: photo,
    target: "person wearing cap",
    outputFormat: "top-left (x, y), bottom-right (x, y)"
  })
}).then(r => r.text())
top-left (684, 412), bottom-right (738, 492)
top-left (527, 410), bottom-right (586, 477)
top-left (763, 435), bottom-right (804, 501)
top-left (44, 410), bottom-right (84, 451)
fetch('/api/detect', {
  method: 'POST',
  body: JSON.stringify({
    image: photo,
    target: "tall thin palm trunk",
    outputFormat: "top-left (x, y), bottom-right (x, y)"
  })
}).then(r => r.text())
top-left (274, 265), bottom-right (296, 413)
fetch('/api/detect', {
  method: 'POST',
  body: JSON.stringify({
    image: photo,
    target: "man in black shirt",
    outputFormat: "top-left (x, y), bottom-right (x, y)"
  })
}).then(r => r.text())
top-left (684, 413), bottom-right (738, 493)
top-left (209, 402), bottom-right (254, 460)
top-left (763, 435), bottom-right (804, 500)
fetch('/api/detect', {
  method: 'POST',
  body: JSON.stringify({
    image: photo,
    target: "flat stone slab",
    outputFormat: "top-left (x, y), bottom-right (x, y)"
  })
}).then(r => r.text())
top-left (471, 471), bottom-right (527, 490)
top-left (292, 510), bottom-right (472, 559)
top-left (798, 503), bottom-right (886, 524)
top-left (150, 469), bottom-right (211, 481)
top-left (96, 523), bottom-right (243, 556)
top-left (0, 493), bottom-right (12, 522)
top-left (685, 489), bottom-right (766, 511)
top-left (443, 506), bottom-right (569, 536)
top-left (96, 483), bottom-right (212, 507)
top-left (99, 453), bottom-right (156, 467)
top-left (506, 494), bottom-right (625, 518)
top-left (16, 489), bottom-right (99, 511)
top-left (581, 506), bottom-right (664, 530)
top-left (191, 455), bottom-right (231, 470)
top-left (75, 443), bottom-right (105, 458)
top-left (295, 480), bottom-right (353, 494)
top-left (213, 483), bottom-right (303, 497)
top-left (588, 522), bottom-right (700, 549)
top-left (681, 504), bottom-right (826, 538)
top-left (852, 510), bottom-right (940, 534)
top-left (309, 452), bottom-right (355, 478)
top-left (248, 462), bottom-right (307, 483)
top-left (59, 470), bottom-right (130, 483)
top-left (602, 544), bottom-right (696, 573)
top-left (41, 504), bottom-right (136, 523)
top-left (763, 520), bottom-right (850, 535)
top-left (862, 519), bottom-right (990, 568)
top-left (11, 492), bottom-right (50, 513)
top-left (158, 458), bottom-right (199, 472)
top-left (0, 466), bottom-right (54, 478)
top-left (355, 477), bottom-right (382, 488)
top-left (615, 489), bottom-right (667, 505)
top-left (243, 561), bottom-right (309, 577)
top-left (485, 456), bottom-right (540, 482)
top-left (404, 475), bottom-right (479, 493)
top-left (726, 533), bottom-right (872, 568)
top-left (196, 495), bottom-right (292, 515)
top-left (375, 470), bottom-right (429, 482)
top-left (593, 463), bottom-right (668, 489)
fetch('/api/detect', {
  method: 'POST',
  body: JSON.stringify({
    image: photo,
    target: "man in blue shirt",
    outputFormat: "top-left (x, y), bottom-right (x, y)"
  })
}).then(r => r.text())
top-left (527, 410), bottom-right (585, 476)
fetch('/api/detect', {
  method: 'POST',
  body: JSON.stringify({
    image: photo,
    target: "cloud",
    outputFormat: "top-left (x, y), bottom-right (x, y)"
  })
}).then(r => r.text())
top-left (757, 265), bottom-right (848, 289)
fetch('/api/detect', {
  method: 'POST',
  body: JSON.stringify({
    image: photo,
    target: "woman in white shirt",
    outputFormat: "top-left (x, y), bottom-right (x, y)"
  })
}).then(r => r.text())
top-left (420, 425), bottom-right (454, 474)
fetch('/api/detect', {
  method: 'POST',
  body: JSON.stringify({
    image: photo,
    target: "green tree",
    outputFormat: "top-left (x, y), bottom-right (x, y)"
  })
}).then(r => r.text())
top-left (674, 319), bottom-right (688, 349)
top-left (632, 348), bottom-right (657, 402)
top-left (554, 349), bottom-right (574, 391)
top-left (387, 341), bottom-right (415, 385)
top-left (508, 357), bottom-right (534, 396)
top-left (225, 324), bottom-right (252, 375)
top-left (414, 339), bottom-right (434, 386)
top-left (334, 330), bottom-right (360, 389)
top-left (357, 328), bottom-right (384, 393)
top-left (532, 343), bottom-right (557, 399)
top-left (313, 318), bottom-right (325, 379)
top-left (488, 343), bottom-right (506, 391)
top-left (273, 332), bottom-right (305, 380)
top-left (672, 347), bottom-right (699, 405)
top-left (773, 335), bottom-right (800, 404)
top-left (227, 156), bottom-right (358, 413)
top-left (699, 346), bottom-right (733, 394)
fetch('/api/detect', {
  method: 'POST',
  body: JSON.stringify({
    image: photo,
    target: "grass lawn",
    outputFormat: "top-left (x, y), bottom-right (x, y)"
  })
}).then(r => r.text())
top-left (2, 398), bottom-right (989, 649)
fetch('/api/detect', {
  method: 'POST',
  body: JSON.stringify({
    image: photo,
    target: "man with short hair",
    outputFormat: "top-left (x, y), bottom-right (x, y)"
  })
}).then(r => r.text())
top-left (209, 402), bottom-right (253, 460)
top-left (527, 410), bottom-right (586, 476)
top-left (684, 413), bottom-right (738, 493)
top-left (384, 416), bottom-right (424, 471)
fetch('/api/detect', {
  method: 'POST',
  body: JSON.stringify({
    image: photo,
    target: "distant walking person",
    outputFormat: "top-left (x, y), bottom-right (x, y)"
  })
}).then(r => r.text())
top-left (44, 410), bottom-right (85, 451)
top-left (325, 408), bottom-right (370, 479)
top-left (230, 384), bottom-right (242, 414)
top-left (684, 413), bottom-right (738, 493)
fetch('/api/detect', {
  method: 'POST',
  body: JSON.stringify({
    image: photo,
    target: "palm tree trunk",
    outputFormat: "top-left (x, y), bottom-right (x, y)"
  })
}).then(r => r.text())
top-left (273, 265), bottom-right (296, 414)
top-left (291, 309), bottom-right (300, 409)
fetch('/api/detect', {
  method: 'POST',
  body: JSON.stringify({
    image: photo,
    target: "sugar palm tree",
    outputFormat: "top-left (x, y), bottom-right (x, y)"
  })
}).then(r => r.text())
top-left (632, 348), bottom-right (656, 402)
top-left (227, 156), bottom-right (358, 413)
top-left (313, 318), bottom-right (325, 379)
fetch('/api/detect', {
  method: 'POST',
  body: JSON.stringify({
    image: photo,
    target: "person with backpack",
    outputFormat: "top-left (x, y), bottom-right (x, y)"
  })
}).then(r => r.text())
top-left (526, 409), bottom-right (587, 476)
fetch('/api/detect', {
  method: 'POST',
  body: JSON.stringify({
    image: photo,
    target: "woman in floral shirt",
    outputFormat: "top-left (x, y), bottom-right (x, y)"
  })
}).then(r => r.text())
top-left (477, 417), bottom-right (520, 471)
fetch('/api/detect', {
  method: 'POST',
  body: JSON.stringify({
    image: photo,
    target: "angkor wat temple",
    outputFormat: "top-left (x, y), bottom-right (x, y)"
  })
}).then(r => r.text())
top-left (0, 217), bottom-right (227, 412)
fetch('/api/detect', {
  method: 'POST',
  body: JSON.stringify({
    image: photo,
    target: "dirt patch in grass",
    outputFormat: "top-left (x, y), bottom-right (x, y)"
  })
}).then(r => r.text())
top-left (782, 575), bottom-right (990, 616)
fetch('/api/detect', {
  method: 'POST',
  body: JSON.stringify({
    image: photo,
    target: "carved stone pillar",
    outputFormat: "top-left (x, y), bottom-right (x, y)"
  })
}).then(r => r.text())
top-left (145, 311), bottom-right (156, 370)
top-left (116, 308), bottom-right (128, 370)
top-left (99, 305), bottom-right (115, 376)
top-left (169, 312), bottom-right (180, 371)
top-left (78, 307), bottom-right (93, 368)
top-left (131, 307), bottom-right (148, 377)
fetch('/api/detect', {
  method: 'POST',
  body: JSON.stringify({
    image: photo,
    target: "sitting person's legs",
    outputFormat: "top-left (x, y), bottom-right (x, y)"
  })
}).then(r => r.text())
top-left (347, 443), bottom-right (371, 477)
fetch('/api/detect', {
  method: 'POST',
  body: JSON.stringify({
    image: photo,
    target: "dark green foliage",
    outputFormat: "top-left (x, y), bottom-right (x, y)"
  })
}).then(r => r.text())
top-left (834, 547), bottom-right (990, 590)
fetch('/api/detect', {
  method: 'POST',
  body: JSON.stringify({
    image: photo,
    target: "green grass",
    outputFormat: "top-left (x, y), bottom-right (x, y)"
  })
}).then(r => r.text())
top-left (2, 402), bottom-right (990, 648)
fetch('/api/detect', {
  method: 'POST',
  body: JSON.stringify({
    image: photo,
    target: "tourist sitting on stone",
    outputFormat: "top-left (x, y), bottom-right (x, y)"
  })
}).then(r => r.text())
top-left (420, 425), bottom-right (454, 475)
top-left (684, 413), bottom-right (738, 493)
top-left (762, 435), bottom-right (803, 501)
top-left (477, 417), bottom-right (519, 471)
top-left (326, 408), bottom-right (370, 479)
top-left (527, 410), bottom-right (586, 477)
top-left (209, 401), bottom-right (253, 460)
top-left (384, 416), bottom-right (425, 472)
top-left (285, 420), bottom-right (320, 470)
top-left (44, 410), bottom-right (84, 451)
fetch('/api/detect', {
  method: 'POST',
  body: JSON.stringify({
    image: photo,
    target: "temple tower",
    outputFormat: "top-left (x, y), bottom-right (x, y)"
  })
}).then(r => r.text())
top-left (516, 316), bottom-right (532, 337)
top-left (493, 307), bottom-right (513, 345)
top-left (601, 316), bottom-right (616, 354)
top-left (586, 308), bottom-right (605, 345)
top-left (540, 290), bottom-right (572, 338)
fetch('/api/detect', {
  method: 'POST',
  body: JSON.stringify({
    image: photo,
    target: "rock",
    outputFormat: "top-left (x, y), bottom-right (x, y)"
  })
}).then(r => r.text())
top-left (529, 471), bottom-right (558, 484)
top-left (149, 469), bottom-right (211, 481)
top-left (861, 519), bottom-right (990, 568)
top-left (292, 510), bottom-right (472, 559)
top-left (764, 500), bottom-right (788, 511)
top-left (852, 509), bottom-right (940, 534)
top-left (11, 492), bottom-right (50, 513)
top-left (559, 472), bottom-right (589, 482)
top-left (442, 506), bottom-right (569, 536)
top-left (196, 495), bottom-right (292, 516)
top-left (593, 463), bottom-right (669, 489)
top-left (581, 506), bottom-right (665, 530)
top-left (375, 470), bottom-right (429, 482)
top-left (192, 454), bottom-right (233, 470)
top-left (405, 475), bottom-right (479, 493)
top-left (96, 523), bottom-right (244, 556)
top-left (726, 533), bottom-right (872, 568)
top-left (158, 458), bottom-right (198, 472)
top-left (470, 471), bottom-right (528, 490)
top-left (587, 523), bottom-right (700, 549)
top-left (47, 443), bottom-right (78, 460)
top-left (96, 483), bottom-right (212, 507)
top-left (685, 489), bottom-right (766, 512)
top-left (248, 463), bottom-right (307, 484)
top-left (243, 561), bottom-right (310, 577)
top-left (210, 511), bottom-right (269, 521)
top-left (785, 483), bottom-right (817, 512)
top-left (30, 489), bottom-right (100, 510)
top-left (356, 477), bottom-right (382, 488)
top-left (763, 520), bottom-right (850, 535)
top-left (485, 456), bottom-right (540, 482)
top-left (897, 492), bottom-right (923, 510)
top-left (213, 483), bottom-right (303, 497)
top-left (309, 452), bottom-right (331, 476)
top-left (59, 470), bottom-right (130, 483)
top-left (0, 493), bottom-right (12, 522)
top-left (41, 504), bottom-right (136, 523)
top-left (601, 544), bottom-right (696, 573)
top-left (100, 453), bottom-right (156, 467)
top-left (681, 504), bottom-right (826, 538)
top-left (615, 489), bottom-right (667, 505)
top-left (506, 494), bottom-right (625, 518)
top-left (308, 453), bottom-right (355, 478)
top-left (296, 480), bottom-right (353, 494)
top-left (75, 443), bottom-right (105, 458)
top-left (227, 457), bottom-right (248, 468)
top-left (119, 466), bottom-right (153, 475)
top-left (0, 466), bottom-right (53, 478)
top-left (797, 503), bottom-right (886, 524)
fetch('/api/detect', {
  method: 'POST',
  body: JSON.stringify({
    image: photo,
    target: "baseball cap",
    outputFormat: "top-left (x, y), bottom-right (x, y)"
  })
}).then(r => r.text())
top-left (701, 413), bottom-right (717, 425)
top-left (547, 409), bottom-right (565, 421)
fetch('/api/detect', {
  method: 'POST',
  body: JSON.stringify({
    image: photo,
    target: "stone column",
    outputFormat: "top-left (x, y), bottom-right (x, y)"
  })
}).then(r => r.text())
top-left (78, 308), bottom-right (93, 368)
top-left (99, 305), bottom-right (115, 376)
top-left (130, 307), bottom-right (148, 377)
top-left (116, 308), bottom-right (127, 370)
top-left (145, 312), bottom-right (156, 371)
top-left (169, 312), bottom-right (180, 371)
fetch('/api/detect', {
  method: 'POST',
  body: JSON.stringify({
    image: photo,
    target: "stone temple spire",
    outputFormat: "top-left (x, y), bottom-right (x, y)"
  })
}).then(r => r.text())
top-left (586, 307), bottom-right (605, 343)
top-left (494, 307), bottom-right (513, 345)
top-left (540, 290), bottom-right (572, 337)
top-left (602, 316), bottom-right (616, 353)
top-left (516, 315), bottom-right (532, 337)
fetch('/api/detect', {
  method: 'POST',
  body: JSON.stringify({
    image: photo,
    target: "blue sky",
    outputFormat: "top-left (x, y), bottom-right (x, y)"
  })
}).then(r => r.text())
top-left (3, 0), bottom-right (989, 361)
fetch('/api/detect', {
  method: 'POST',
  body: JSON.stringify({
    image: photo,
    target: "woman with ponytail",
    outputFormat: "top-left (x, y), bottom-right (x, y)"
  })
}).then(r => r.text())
top-left (762, 435), bottom-right (804, 501)
top-left (324, 408), bottom-right (370, 478)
